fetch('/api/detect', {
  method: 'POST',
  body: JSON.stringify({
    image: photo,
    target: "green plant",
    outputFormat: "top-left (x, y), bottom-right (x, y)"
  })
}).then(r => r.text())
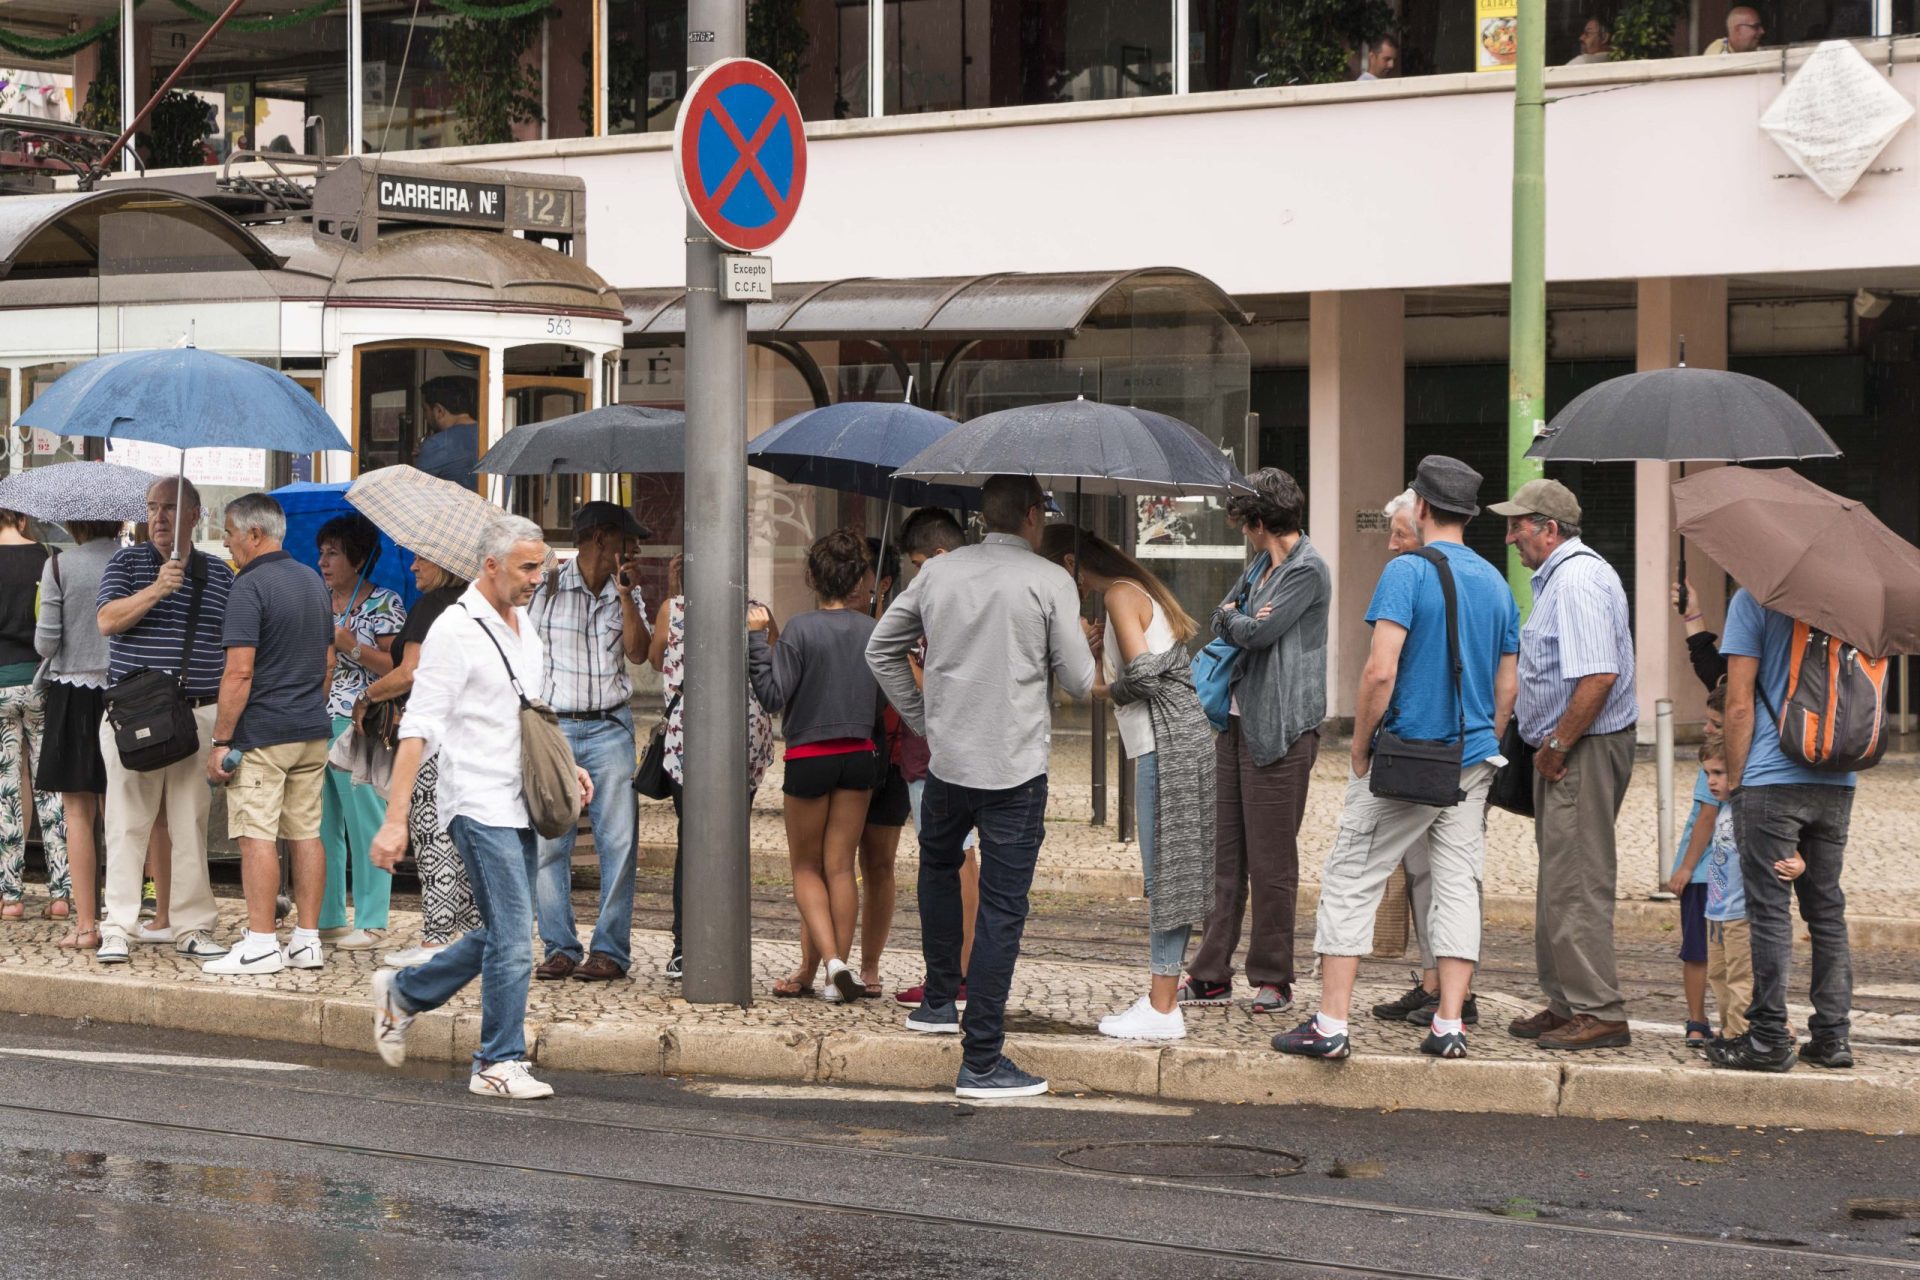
top-left (1611, 0), bottom-right (1687, 60)
top-left (432, 12), bottom-right (543, 146)
top-left (746, 0), bottom-right (809, 93)
top-left (75, 55), bottom-right (118, 134)
top-left (1248, 0), bottom-right (1392, 86)
top-left (143, 88), bottom-right (214, 168)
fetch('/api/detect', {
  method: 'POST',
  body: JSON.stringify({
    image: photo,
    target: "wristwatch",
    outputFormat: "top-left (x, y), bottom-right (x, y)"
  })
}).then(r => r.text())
top-left (211, 738), bottom-right (232, 748)
top-left (1547, 735), bottom-right (1567, 752)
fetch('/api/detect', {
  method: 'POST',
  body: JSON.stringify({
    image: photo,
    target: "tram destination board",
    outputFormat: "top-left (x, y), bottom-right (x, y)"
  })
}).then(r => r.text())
top-left (319, 160), bottom-right (583, 246)
top-left (377, 177), bottom-right (507, 224)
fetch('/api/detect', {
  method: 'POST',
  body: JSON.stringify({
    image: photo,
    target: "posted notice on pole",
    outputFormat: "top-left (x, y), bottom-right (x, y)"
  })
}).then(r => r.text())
top-left (1477, 0), bottom-right (1517, 71)
top-left (720, 255), bottom-right (774, 302)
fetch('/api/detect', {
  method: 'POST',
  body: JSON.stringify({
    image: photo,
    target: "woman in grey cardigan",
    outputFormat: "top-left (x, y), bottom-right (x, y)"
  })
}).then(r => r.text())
top-left (33, 520), bottom-right (124, 950)
top-left (1179, 469), bottom-right (1331, 1014)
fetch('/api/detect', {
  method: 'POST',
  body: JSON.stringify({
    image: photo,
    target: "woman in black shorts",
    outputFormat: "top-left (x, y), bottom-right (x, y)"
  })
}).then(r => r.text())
top-left (748, 529), bottom-right (880, 1003)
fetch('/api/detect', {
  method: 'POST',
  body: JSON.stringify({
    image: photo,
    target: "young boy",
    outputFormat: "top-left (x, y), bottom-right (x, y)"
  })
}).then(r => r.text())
top-left (1700, 732), bottom-right (1805, 1046)
top-left (1667, 685), bottom-right (1727, 1046)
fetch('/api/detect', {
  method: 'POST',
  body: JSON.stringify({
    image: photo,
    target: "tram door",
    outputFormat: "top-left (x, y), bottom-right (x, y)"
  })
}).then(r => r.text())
top-left (503, 375), bottom-right (590, 541)
top-left (353, 341), bottom-right (489, 483)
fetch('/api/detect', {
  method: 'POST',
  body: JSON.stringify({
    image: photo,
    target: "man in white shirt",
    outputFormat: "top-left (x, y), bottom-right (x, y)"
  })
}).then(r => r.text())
top-left (367, 516), bottom-right (594, 1100)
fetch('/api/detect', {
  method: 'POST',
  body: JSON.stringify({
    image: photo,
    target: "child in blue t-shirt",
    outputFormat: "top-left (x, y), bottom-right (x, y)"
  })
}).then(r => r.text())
top-left (1700, 734), bottom-right (1804, 1044)
top-left (1667, 688), bottom-right (1726, 1046)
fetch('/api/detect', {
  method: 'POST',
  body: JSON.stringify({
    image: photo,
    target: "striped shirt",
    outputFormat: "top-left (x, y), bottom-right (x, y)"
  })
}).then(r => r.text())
top-left (528, 557), bottom-right (645, 714)
top-left (1516, 538), bottom-right (1637, 746)
top-left (97, 543), bottom-right (234, 699)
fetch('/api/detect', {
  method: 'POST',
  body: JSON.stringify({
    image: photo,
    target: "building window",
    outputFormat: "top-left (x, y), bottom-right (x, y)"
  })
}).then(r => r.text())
top-left (886, 0), bottom-right (1172, 113)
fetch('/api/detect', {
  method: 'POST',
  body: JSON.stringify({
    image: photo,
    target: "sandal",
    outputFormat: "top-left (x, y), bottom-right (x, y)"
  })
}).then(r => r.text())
top-left (772, 978), bottom-right (816, 998)
top-left (58, 927), bottom-right (101, 951)
top-left (0, 901), bottom-right (22, 921)
top-left (1685, 1020), bottom-right (1712, 1047)
top-left (45, 899), bottom-right (71, 920)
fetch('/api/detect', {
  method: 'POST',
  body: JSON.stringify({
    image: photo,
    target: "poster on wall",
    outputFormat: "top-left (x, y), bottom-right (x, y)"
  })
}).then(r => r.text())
top-left (105, 439), bottom-right (266, 490)
top-left (1477, 0), bottom-right (1519, 71)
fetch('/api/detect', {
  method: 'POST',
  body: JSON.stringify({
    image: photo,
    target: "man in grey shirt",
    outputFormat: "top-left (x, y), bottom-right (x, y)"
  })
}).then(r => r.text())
top-left (868, 474), bottom-right (1096, 1099)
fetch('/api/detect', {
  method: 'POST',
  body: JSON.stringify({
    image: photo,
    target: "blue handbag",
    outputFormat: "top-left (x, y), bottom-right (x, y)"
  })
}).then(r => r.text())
top-left (1192, 552), bottom-right (1269, 732)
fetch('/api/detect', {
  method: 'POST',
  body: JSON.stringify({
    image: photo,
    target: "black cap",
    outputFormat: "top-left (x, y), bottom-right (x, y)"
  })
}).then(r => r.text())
top-left (1410, 455), bottom-right (1483, 518)
top-left (571, 501), bottom-right (650, 541)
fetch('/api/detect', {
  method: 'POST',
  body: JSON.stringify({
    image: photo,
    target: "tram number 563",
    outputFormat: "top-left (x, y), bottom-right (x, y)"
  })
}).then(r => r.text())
top-left (545, 316), bottom-right (574, 336)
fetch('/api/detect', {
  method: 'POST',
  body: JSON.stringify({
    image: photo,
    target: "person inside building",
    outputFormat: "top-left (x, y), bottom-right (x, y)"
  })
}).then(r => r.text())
top-left (414, 375), bottom-right (482, 489)
top-left (1357, 32), bottom-right (1401, 80)
top-left (1706, 6), bottom-right (1766, 52)
top-left (1568, 16), bottom-right (1613, 63)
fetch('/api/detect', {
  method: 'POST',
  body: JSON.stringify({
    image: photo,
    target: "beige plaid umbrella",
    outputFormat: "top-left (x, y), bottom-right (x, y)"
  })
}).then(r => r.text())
top-left (346, 465), bottom-right (501, 583)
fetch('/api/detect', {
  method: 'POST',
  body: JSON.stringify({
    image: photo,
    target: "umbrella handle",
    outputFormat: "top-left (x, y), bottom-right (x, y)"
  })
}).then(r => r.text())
top-left (1674, 460), bottom-right (1688, 617)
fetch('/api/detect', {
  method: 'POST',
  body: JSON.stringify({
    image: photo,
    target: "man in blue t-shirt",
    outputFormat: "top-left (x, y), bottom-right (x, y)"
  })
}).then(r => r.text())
top-left (413, 375), bottom-right (480, 489)
top-left (1711, 587), bottom-right (1858, 1073)
top-left (1275, 456), bottom-right (1519, 1065)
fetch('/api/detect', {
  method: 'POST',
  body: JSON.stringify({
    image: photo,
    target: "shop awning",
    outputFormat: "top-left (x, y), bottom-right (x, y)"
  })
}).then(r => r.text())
top-left (620, 267), bottom-right (1247, 340)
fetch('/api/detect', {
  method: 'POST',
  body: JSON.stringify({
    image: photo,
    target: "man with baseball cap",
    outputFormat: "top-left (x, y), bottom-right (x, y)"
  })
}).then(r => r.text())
top-left (1494, 478), bottom-right (1638, 1051)
top-left (529, 501), bottom-right (652, 982)
top-left (1275, 456), bottom-right (1520, 1063)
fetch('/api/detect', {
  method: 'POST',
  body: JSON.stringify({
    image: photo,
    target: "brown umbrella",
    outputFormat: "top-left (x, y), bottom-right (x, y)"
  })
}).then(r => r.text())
top-left (1673, 467), bottom-right (1920, 658)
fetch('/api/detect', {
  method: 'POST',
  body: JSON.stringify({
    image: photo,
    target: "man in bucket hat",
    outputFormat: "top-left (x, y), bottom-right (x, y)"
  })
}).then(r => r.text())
top-left (1274, 457), bottom-right (1519, 1062)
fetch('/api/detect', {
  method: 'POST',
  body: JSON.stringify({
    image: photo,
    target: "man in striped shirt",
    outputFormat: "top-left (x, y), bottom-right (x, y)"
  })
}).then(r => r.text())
top-left (1496, 479), bottom-right (1639, 1052)
top-left (93, 476), bottom-right (235, 964)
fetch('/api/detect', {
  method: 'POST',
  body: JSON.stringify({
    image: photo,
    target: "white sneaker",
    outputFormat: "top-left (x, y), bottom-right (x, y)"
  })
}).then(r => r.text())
top-left (96, 934), bottom-right (129, 964)
top-left (202, 944), bottom-right (285, 976)
top-left (333, 929), bottom-right (380, 951)
top-left (175, 930), bottom-right (229, 959)
top-left (1097, 996), bottom-right (1187, 1041)
top-left (371, 969), bottom-right (413, 1067)
top-left (284, 938), bottom-right (324, 970)
top-left (469, 1060), bottom-right (554, 1100)
top-left (382, 944), bottom-right (444, 969)
top-left (825, 958), bottom-right (862, 1003)
top-left (135, 923), bottom-right (174, 943)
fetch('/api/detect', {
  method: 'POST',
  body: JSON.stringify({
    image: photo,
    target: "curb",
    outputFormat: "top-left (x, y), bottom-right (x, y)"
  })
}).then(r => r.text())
top-left (9, 969), bottom-right (1915, 1135)
top-left (635, 844), bottom-right (1920, 950)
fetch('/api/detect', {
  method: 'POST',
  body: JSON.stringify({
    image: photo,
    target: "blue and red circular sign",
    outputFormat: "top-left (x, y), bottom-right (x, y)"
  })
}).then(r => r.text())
top-left (674, 58), bottom-right (807, 253)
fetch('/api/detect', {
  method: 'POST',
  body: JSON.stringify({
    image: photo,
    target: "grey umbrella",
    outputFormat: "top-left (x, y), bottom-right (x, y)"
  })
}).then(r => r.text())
top-left (475, 404), bottom-right (687, 476)
top-left (0, 461), bottom-right (157, 524)
top-left (1524, 366), bottom-right (1841, 464)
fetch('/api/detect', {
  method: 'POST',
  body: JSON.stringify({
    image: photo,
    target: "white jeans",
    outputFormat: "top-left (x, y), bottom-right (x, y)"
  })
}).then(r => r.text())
top-left (1314, 763), bottom-right (1494, 963)
top-left (97, 705), bottom-right (219, 941)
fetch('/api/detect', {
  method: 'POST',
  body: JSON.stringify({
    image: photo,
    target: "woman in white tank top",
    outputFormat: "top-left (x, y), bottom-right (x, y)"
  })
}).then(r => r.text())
top-left (1039, 526), bottom-right (1204, 1042)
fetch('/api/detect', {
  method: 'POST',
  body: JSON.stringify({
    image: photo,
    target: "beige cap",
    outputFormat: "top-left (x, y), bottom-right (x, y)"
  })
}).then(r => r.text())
top-left (1489, 478), bottom-right (1581, 527)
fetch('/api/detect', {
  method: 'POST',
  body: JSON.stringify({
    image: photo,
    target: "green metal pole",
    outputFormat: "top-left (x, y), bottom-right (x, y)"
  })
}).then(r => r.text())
top-left (1508, 0), bottom-right (1547, 615)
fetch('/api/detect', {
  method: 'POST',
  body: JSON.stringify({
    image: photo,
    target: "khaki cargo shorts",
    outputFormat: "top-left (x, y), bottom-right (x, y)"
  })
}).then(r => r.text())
top-left (227, 738), bottom-right (328, 841)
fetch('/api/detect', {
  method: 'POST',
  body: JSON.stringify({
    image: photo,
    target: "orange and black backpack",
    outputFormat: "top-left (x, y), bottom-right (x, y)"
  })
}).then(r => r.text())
top-left (1760, 621), bottom-right (1891, 773)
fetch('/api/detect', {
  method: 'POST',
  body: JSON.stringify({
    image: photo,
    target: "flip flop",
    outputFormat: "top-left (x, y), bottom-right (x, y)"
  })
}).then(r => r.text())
top-left (772, 980), bottom-right (816, 998)
top-left (862, 983), bottom-right (883, 999)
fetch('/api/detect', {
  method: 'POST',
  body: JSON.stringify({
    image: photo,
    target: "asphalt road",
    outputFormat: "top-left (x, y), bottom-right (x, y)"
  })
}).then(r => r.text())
top-left (1, 1015), bottom-right (1916, 1279)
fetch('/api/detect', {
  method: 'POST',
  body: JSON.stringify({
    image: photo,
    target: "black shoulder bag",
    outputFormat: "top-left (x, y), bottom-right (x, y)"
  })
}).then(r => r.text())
top-left (105, 552), bottom-right (210, 773)
top-left (1369, 547), bottom-right (1467, 808)
top-left (632, 693), bottom-right (680, 800)
top-left (1486, 548), bottom-right (1601, 818)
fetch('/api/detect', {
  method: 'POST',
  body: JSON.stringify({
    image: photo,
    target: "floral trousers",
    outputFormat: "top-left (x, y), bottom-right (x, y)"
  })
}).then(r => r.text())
top-left (410, 755), bottom-right (478, 946)
top-left (0, 683), bottom-right (68, 902)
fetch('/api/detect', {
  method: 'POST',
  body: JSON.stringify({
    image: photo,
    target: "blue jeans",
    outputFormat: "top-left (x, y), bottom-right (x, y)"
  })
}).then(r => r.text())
top-left (919, 771), bottom-right (1047, 1074)
top-left (535, 711), bottom-right (638, 970)
top-left (393, 817), bottom-right (537, 1068)
top-left (907, 778), bottom-right (976, 850)
top-left (1733, 783), bottom-right (1855, 1048)
top-left (1133, 752), bottom-right (1192, 978)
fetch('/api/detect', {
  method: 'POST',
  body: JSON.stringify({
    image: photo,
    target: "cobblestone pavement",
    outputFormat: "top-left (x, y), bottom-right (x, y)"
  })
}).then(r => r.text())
top-left (641, 747), bottom-right (1920, 918)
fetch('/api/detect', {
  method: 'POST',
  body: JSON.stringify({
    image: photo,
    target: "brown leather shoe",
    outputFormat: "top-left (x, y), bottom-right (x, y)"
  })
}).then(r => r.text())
top-left (573, 953), bottom-right (627, 982)
top-left (1537, 1014), bottom-right (1632, 1051)
top-left (534, 953), bottom-right (577, 981)
top-left (1507, 1007), bottom-right (1571, 1040)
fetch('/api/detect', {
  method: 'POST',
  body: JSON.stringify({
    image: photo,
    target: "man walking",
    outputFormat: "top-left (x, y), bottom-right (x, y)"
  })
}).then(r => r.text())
top-left (1275, 457), bottom-right (1518, 1062)
top-left (1496, 479), bottom-right (1638, 1050)
top-left (1712, 587), bottom-right (1858, 1072)
top-left (868, 475), bottom-right (1095, 1098)
top-left (530, 502), bottom-right (649, 983)
top-left (93, 477), bottom-right (234, 965)
top-left (203, 494), bottom-right (335, 975)
top-left (369, 516), bottom-right (594, 1099)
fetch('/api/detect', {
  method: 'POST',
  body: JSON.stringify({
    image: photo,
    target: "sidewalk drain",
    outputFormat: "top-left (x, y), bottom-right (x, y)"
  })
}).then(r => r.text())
top-left (1055, 1141), bottom-right (1304, 1179)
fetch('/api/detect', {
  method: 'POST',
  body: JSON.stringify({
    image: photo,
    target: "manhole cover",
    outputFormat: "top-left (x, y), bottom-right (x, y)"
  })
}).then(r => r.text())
top-left (1056, 1141), bottom-right (1304, 1179)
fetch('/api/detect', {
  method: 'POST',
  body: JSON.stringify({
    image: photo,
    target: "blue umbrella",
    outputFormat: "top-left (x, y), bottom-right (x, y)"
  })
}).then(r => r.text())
top-left (270, 482), bottom-right (422, 610)
top-left (747, 401), bottom-right (980, 509)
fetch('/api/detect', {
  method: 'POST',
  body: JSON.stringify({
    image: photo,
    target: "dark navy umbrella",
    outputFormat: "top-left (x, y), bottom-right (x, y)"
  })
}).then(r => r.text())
top-left (747, 401), bottom-right (980, 509)
top-left (476, 404), bottom-right (687, 475)
top-left (892, 398), bottom-right (1250, 498)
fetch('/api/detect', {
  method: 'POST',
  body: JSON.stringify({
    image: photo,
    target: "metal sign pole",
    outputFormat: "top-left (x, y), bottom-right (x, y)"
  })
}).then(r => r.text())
top-left (681, 0), bottom-right (751, 1006)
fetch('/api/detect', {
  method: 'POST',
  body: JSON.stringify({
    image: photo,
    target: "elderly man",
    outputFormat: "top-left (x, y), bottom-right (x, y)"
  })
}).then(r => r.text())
top-left (530, 501), bottom-right (650, 983)
top-left (1275, 457), bottom-right (1518, 1062)
top-left (1496, 479), bottom-right (1638, 1051)
top-left (1568, 16), bottom-right (1612, 63)
top-left (203, 494), bottom-right (334, 975)
top-left (92, 477), bottom-right (235, 965)
top-left (1706, 6), bottom-right (1765, 52)
top-left (370, 516), bottom-right (594, 1100)
top-left (867, 475), bottom-right (1096, 1099)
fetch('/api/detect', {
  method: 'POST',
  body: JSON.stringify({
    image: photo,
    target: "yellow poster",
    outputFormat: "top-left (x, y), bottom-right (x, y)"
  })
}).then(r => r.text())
top-left (1477, 0), bottom-right (1519, 71)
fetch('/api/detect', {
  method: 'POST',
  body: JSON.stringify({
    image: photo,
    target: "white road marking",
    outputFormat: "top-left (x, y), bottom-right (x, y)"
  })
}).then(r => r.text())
top-left (688, 1082), bottom-right (1194, 1114)
top-left (0, 1047), bottom-right (313, 1072)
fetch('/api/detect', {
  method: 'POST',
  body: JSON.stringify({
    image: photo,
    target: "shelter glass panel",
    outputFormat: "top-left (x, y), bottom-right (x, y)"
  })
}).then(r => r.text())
top-left (885, 0), bottom-right (1171, 112)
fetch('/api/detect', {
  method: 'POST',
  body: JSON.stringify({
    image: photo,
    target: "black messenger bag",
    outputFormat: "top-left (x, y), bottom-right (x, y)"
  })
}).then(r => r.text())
top-left (1368, 547), bottom-right (1468, 808)
top-left (104, 552), bottom-right (210, 773)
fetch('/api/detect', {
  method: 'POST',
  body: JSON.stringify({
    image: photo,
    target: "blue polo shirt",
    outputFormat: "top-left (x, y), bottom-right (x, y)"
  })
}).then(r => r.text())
top-left (1720, 589), bottom-right (1857, 790)
top-left (98, 544), bottom-right (234, 700)
top-left (221, 550), bottom-right (333, 751)
top-left (1366, 541), bottom-right (1521, 767)
top-left (415, 421), bottom-right (479, 488)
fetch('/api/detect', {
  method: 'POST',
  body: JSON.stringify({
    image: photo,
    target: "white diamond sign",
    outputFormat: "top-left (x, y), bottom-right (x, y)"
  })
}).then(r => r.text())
top-left (1761, 40), bottom-right (1915, 201)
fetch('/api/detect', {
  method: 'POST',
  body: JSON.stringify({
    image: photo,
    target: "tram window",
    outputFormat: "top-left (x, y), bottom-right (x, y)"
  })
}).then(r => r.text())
top-left (354, 343), bottom-right (486, 487)
top-left (503, 378), bottom-right (589, 541)
top-left (10, 365), bottom-right (102, 478)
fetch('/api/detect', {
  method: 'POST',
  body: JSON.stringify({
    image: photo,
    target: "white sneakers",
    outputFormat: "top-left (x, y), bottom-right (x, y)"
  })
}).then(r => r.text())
top-left (1098, 996), bottom-right (1187, 1041)
top-left (382, 944), bottom-right (445, 969)
top-left (469, 1060), bottom-right (553, 1100)
top-left (95, 934), bottom-right (129, 964)
top-left (333, 929), bottom-right (381, 951)
top-left (371, 969), bottom-right (413, 1067)
top-left (135, 923), bottom-right (174, 943)
top-left (202, 944), bottom-right (285, 976)
top-left (284, 938), bottom-right (324, 970)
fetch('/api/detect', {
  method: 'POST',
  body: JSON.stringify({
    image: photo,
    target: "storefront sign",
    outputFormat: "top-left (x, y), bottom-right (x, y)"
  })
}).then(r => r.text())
top-left (376, 177), bottom-right (508, 224)
top-left (1477, 0), bottom-right (1518, 71)
top-left (720, 255), bottom-right (774, 301)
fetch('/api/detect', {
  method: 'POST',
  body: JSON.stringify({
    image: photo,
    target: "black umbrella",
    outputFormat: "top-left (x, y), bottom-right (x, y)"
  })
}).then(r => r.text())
top-left (475, 404), bottom-right (687, 475)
